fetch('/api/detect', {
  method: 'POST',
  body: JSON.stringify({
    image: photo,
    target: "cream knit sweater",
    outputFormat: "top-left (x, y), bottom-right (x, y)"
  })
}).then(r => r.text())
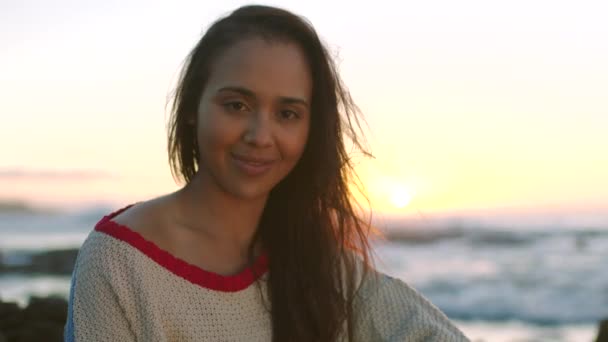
top-left (64, 208), bottom-right (469, 341)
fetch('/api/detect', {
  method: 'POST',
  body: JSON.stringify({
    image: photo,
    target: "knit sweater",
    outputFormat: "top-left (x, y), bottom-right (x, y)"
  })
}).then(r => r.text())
top-left (64, 207), bottom-right (469, 341)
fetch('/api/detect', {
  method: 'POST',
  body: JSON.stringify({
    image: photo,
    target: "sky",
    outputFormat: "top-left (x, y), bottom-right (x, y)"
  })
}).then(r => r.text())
top-left (1, 0), bottom-right (607, 219)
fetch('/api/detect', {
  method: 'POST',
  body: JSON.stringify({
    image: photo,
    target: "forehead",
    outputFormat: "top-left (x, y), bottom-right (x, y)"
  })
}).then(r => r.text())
top-left (205, 38), bottom-right (312, 100)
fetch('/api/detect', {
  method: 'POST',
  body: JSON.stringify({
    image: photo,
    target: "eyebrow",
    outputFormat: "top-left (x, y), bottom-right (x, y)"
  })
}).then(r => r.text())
top-left (217, 86), bottom-right (309, 108)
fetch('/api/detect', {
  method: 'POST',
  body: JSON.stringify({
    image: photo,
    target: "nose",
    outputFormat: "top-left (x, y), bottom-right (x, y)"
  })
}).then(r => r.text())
top-left (243, 113), bottom-right (273, 147)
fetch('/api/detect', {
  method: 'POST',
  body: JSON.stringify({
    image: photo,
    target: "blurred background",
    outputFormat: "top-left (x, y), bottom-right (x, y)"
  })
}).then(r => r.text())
top-left (1, 0), bottom-right (607, 341)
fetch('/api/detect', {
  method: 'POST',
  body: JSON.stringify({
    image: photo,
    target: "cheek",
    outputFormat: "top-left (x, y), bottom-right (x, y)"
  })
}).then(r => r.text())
top-left (197, 112), bottom-right (240, 148)
top-left (283, 127), bottom-right (309, 161)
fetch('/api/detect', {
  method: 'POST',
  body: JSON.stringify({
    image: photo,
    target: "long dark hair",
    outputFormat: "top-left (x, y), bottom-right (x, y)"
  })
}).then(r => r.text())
top-left (167, 5), bottom-right (374, 341)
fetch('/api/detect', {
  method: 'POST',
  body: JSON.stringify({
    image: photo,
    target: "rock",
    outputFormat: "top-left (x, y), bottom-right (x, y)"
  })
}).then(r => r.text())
top-left (13, 320), bottom-right (65, 342)
top-left (29, 249), bottom-right (79, 275)
top-left (0, 248), bottom-right (78, 276)
top-left (0, 301), bottom-right (21, 317)
top-left (0, 297), bottom-right (67, 342)
top-left (23, 297), bottom-right (68, 324)
top-left (0, 302), bottom-right (24, 331)
top-left (597, 319), bottom-right (608, 342)
top-left (384, 228), bottom-right (464, 244)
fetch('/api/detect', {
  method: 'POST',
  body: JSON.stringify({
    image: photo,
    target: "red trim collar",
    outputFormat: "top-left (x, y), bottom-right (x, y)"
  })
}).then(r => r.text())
top-left (94, 205), bottom-right (269, 293)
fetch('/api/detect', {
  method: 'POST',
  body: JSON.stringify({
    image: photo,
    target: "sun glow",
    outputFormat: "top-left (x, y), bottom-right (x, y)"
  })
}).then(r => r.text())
top-left (390, 186), bottom-right (414, 209)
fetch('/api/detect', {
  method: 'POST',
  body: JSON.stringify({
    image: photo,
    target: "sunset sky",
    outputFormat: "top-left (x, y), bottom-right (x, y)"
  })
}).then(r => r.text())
top-left (1, 0), bottom-right (607, 218)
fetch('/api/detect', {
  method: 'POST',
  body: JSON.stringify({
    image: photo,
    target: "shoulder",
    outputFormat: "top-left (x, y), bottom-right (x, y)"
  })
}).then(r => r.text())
top-left (354, 271), bottom-right (469, 341)
top-left (71, 201), bottom-right (171, 297)
top-left (75, 205), bottom-right (144, 274)
top-left (110, 194), bottom-right (181, 249)
top-left (111, 195), bottom-right (173, 235)
top-left (74, 196), bottom-right (170, 272)
top-left (71, 223), bottom-right (131, 295)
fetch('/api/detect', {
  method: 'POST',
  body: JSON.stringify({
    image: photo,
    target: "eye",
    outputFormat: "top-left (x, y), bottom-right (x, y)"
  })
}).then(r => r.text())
top-left (278, 109), bottom-right (300, 120)
top-left (223, 101), bottom-right (249, 112)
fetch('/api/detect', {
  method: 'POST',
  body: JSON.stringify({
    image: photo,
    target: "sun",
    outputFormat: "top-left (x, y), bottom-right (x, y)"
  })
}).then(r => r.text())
top-left (390, 186), bottom-right (413, 209)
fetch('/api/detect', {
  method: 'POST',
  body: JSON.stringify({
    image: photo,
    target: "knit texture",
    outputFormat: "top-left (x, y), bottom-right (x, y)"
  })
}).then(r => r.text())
top-left (64, 208), bottom-right (469, 341)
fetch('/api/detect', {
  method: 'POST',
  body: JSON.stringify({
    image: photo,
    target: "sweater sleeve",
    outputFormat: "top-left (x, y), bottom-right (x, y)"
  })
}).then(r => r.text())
top-left (354, 274), bottom-right (469, 342)
top-left (64, 234), bottom-right (136, 342)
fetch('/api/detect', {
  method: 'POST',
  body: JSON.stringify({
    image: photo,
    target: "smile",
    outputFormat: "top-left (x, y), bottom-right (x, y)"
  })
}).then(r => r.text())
top-left (231, 153), bottom-right (276, 176)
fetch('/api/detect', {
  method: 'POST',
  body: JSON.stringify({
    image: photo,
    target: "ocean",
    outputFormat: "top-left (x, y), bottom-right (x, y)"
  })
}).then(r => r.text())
top-left (1, 206), bottom-right (606, 341)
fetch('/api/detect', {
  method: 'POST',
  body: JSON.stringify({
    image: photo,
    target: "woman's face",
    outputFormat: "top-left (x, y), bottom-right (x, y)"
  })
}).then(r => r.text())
top-left (195, 38), bottom-right (312, 201)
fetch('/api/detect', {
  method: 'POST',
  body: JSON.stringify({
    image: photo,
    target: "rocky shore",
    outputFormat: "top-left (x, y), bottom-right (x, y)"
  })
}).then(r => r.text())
top-left (0, 249), bottom-right (75, 341)
top-left (1, 247), bottom-right (607, 341)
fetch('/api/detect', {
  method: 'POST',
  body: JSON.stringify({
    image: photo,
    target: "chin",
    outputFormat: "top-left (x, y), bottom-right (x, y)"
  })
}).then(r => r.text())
top-left (224, 183), bottom-right (274, 202)
top-left (220, 168), bottom-right (291, 202)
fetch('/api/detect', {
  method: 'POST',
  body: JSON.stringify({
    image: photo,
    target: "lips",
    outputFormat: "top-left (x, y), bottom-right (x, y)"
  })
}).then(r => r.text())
top-left (231, 154), bottom-right (275, 164)
top-left (231, 153), bottom-right (276, 176)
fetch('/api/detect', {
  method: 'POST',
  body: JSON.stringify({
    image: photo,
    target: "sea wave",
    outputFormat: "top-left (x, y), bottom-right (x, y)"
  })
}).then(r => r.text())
top-left (2, 206), bottom-right (607, 327)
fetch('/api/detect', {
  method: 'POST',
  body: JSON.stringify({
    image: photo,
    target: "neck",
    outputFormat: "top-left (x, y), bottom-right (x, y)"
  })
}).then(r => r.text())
top-left (173, 173), bottom-right (267, 257)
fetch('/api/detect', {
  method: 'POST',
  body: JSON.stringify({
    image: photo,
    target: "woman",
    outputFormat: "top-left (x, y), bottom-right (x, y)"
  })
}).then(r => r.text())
top-left (64, 5), bottom-right (468, 342)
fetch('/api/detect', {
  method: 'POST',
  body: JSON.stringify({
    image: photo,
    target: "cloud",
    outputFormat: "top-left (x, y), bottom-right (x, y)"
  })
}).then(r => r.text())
top-left (0, 168), bottom-right (117, 180)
